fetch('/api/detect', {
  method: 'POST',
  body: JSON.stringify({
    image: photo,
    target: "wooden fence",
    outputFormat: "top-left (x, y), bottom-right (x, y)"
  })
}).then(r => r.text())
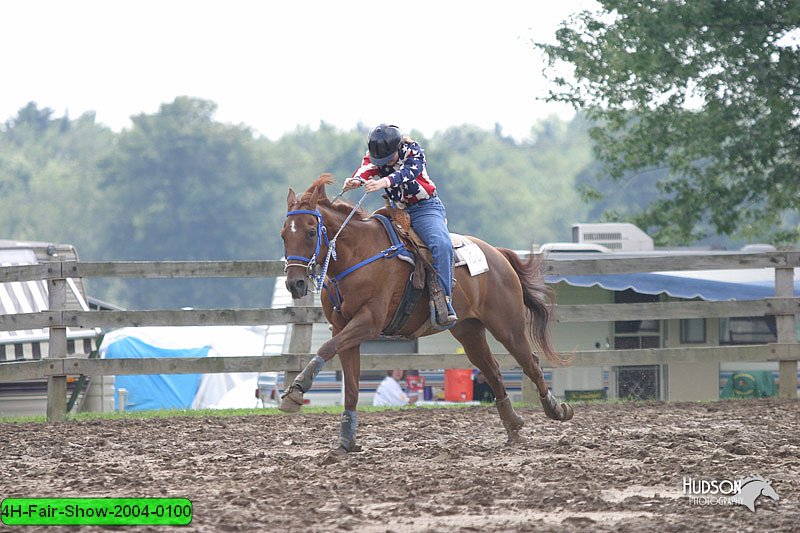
top-left (1, 252), bottom-right (798, 421)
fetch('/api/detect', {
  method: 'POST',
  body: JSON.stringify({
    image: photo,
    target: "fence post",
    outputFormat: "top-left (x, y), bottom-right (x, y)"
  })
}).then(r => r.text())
top-left (283, 292), bottom-right (315, 393)
top-left (46, 265), bottom-right (68, 421)
top-left (775, 267), bottom-right (798, 399)
top-left (521, 372), bottom-right (538, 406)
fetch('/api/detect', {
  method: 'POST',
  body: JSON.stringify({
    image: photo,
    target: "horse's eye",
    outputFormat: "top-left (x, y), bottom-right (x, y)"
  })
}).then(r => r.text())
top-left (307, 229), bottom-right (317, 238)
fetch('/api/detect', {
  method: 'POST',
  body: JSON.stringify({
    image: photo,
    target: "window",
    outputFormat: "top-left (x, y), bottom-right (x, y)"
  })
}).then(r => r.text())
top-left (719, 317), bottom-right (776, 345)
top-left (680, 318), bottom-right (706, 344)
top-left (613, 290), bottom-right (661, 349)
top-left (614, 336), bottom-right (660, 349)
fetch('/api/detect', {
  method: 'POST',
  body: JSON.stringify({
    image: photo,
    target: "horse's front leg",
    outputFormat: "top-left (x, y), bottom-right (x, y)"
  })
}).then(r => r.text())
top-left (332, 344), bottom-right (361, 454)
top-left (279, 307), bottom-right (379, 419)
top-left (278, 306), bottom-right (347, 413)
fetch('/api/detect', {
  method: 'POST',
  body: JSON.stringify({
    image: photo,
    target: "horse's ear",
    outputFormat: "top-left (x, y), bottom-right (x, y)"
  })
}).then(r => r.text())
top-left (308, 182), bottom-right (325, 209)
top-left (287, 188), bottom-right (296, 209)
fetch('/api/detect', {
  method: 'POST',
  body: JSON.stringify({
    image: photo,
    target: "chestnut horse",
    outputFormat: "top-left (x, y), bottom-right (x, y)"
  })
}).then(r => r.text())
top-left (279, 175), bottom-right (573, 454)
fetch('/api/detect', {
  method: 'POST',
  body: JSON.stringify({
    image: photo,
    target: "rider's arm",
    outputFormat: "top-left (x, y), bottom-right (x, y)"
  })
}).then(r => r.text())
top-left (344, 152), bottom-right (380, 190)
top-left (352, 152), bottom-right (380, 181)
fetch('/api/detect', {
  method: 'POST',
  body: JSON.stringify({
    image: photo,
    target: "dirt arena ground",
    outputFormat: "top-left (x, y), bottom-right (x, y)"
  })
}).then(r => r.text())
top-left (1, 398), bottom-right (798, 532)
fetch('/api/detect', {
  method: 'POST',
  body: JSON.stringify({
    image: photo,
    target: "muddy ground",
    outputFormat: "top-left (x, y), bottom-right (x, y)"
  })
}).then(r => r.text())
top-left (1, 399), bottom-right (798, 532)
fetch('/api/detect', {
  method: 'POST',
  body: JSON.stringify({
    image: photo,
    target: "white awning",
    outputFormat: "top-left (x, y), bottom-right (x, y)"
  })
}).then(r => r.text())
top-left (1, 261), bottom-right (99, 361)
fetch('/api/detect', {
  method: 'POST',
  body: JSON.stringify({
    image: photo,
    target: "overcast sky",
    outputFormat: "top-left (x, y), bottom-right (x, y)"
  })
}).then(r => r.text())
top-left (2, 0), bottom-right (598, 141)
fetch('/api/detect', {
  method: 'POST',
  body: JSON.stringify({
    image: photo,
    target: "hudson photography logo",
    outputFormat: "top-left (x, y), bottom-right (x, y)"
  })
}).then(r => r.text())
top-left (683, 475), bottom-right (779, 512)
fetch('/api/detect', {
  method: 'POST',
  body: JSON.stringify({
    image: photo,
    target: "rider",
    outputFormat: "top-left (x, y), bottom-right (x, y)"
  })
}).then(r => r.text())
top-left (344, 124), bottom-right (457, 327)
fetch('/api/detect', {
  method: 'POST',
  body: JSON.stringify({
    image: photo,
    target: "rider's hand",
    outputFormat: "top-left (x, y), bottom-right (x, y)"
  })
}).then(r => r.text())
top-left (342, 177), bottom-right (364, 192)
top-left (364, 177), bottom-right (391, 193)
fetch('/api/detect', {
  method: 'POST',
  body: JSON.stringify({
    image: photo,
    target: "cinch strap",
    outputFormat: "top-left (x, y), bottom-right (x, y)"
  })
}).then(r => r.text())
top-left (324, 243), bottom-right (406, 311)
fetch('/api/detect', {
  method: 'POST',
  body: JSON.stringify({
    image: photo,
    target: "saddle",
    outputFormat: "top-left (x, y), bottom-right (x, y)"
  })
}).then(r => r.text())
top-left (372, 206), bottom-right (453, 336)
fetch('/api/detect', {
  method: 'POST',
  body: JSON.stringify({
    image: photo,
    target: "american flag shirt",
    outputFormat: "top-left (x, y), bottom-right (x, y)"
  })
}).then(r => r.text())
top-left (352, 141), bottom-right (437, 207)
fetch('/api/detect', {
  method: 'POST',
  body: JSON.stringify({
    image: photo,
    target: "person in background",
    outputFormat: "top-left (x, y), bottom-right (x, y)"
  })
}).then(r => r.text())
top-left (344, 123), bottom-right (457, 328)
top-left (373, 369), bottom-right (416, 407)
top-left (473, 370), bottom-right (495, 403)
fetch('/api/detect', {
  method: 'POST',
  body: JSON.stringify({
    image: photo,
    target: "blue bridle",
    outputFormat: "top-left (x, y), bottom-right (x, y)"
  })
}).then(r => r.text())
top-left (283, 193), bottom-right (407, 307)
top-left (284, 209), bottom-right (331, 288)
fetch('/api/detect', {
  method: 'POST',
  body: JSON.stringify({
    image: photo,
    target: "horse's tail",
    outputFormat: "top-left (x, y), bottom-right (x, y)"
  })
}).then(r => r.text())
top-left (496, 247), bottom-right (569, 367)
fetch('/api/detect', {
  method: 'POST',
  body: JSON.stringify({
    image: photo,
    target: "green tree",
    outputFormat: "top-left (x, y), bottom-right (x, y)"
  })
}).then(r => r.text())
top-left (0, 97), bottom-right (599, 309)
top-left (0, 103), bottom-right (113, 256)
top-left (538, 0), bottom-right (800, 245)
top-left (99, 97), bottom-right (288, 309)
top-left (269, 121), bottom-right (366, 193)
top-left (429, 119), bottom-right (591, 248)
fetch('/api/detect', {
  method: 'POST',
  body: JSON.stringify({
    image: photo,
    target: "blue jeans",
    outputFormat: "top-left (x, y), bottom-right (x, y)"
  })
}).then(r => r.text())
top-left (407, 197), bottom-right (453, 297)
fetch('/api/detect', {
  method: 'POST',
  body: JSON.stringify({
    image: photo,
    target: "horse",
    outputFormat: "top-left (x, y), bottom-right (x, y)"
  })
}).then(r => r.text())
top-left (731, 476), bottom-right (780, 512)
top-left (279, 174), bottom-right (573, 455)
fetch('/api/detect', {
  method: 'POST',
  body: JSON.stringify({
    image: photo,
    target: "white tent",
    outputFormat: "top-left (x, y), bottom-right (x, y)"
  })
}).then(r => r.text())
top-left (99, 325), bottom-right (270, 410)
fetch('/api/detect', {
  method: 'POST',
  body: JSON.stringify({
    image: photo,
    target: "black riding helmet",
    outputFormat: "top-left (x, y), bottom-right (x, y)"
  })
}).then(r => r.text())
top-left (368, 124), bottom-right (402, 166)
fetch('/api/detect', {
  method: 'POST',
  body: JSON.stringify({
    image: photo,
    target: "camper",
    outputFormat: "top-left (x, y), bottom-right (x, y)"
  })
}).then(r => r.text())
top-left (0, 239), bottom-right (109, 417)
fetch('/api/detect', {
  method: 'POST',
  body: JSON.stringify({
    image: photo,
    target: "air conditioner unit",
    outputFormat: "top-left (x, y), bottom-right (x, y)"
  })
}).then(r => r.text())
top-left (571, 223), bottom-right (654, 252)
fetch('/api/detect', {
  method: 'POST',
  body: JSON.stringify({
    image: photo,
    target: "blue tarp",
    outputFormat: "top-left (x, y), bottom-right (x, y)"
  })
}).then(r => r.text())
top-left (546, 272), bottom-right (800, 302)
top-left (104, 336), bottom-right (210, 411)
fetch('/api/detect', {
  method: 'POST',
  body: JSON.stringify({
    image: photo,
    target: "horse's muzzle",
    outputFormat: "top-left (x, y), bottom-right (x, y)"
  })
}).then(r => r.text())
top-left (286, 276), bottom-right (308, 299)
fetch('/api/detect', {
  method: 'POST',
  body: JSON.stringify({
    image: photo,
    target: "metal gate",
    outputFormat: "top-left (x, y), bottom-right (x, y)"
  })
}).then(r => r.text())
top-left (617, 365), bottom-right (660, 400)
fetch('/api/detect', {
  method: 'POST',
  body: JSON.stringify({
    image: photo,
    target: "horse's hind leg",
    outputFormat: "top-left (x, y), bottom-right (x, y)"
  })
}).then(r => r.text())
top-left (451, 322), bottom-right (525, 444)
top-left (484, 315), bottom-right (573, 422)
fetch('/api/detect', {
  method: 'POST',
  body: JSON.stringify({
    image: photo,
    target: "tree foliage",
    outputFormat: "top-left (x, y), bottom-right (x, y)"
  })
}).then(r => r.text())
top-left (0, 102), bottom-right (113, 256)
top-left (98, 97), bottom-right (291, 308)
top-left (538, 0), bottom-right (800, 245)
top-left (0, 98), bottom-right (595, 309)
top-left (428, 119), bottom-right (591, 248)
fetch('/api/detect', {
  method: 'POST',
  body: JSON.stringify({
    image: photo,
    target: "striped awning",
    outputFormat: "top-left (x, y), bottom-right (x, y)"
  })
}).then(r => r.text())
top-left (1, 261), bottom-right (100, 362)
top-left (0, 336), bottom-right (98, 362)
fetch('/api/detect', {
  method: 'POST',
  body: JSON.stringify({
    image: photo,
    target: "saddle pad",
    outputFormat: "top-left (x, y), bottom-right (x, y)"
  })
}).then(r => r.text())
top-left (451, 234), bottom-right (489, 276)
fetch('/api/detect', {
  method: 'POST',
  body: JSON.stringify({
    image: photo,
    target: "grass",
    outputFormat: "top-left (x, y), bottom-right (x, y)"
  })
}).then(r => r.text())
top-left (0, 402), bottom-right (492, 425)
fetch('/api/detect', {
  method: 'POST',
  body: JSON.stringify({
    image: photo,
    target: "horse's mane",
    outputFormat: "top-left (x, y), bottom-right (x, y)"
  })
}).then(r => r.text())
top-left (299, 173), bottom-right (369, 218)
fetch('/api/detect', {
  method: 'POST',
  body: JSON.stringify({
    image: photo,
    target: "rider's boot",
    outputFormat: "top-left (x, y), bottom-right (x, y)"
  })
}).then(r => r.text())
top-left (427, 268), bottom-right (457, 330)
top-left (443, 296), bottom-right (458, 325)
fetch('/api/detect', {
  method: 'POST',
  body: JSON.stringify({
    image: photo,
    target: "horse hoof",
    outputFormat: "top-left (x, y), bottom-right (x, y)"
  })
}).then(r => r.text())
top-left (333, 437), bottom-right (361, 454)
top-left (561, 402), bottom-right (574, 421)
top-left (278, 389), bottom-right (304, 413)
top-left (321, 447), bottom-right (347, 465)
top-left (505, 431), bottom-right (525, 446)
top-left (503, 416), bottom-right (524, 433)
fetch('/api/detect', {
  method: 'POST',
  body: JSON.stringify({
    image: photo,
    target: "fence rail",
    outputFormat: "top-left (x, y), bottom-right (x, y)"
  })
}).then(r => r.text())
top-left (2, 299), bottom-right (798, 332)
top-left (3, 344), bottom-right (800, 383)
top-left (1, 252), bottom-right (798, 421)
top-left (3, 251), bottom-right (799, 282)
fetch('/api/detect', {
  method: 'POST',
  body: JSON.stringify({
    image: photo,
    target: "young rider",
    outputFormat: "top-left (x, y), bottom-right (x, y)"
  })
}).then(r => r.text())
top-left (343, 123), bottom-right (457, 327)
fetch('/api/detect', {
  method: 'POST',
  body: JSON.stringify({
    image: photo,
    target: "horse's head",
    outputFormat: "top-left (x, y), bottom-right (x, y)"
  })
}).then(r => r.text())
top-left (761, 482), bottom-right (780, 501)
top-left (281, 174), bottom-right (334, 298)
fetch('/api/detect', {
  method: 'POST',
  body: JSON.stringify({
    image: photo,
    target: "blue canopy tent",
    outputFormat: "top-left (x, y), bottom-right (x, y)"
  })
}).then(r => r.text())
top-left (546, 269), bottom-right (800, 301)
top-left (104, 336), bottom-right (209, 411)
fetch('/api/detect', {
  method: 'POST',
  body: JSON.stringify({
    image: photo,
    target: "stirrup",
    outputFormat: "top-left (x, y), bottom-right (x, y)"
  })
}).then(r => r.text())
top-left (429, 300), bottom-right (456, 331)
top-left (440, 310), bottom-right (457, 327)
top-left (433, 299), bottom-right (457, 329)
